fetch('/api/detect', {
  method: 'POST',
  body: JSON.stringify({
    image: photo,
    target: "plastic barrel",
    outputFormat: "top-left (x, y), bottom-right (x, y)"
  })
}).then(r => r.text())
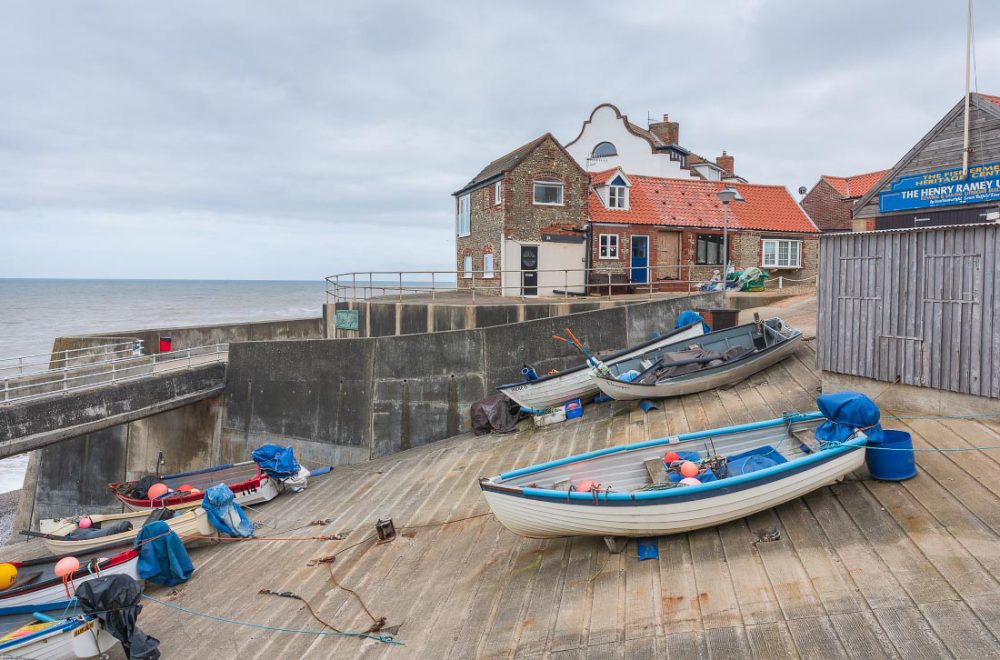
top-left (865, 429), bottom-right (917, 481)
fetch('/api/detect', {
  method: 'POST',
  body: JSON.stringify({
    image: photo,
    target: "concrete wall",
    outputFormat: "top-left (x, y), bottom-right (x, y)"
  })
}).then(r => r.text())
top-left (228, 291), bottom-right (722, 464)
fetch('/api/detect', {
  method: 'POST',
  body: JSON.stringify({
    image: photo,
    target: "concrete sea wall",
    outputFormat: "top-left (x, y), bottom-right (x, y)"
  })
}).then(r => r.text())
top-left (227, 291), bottom-right (722, 463)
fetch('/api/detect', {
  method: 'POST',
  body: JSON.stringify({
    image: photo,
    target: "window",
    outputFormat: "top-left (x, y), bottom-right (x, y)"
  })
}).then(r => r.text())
top-left (696, 234), bottom-right (725, 265)
top-left (533, 181), bottom-right (564, 205)
top-left (598, 233), bottom-right (619, 259)
top-left (483, 252), bottom-right (494, 278)
top-left (761, 239), bottom-right (802, 269)
top-left (494, 181), bottom-right (502, 205)
top-left (457, 194), bottom-right (471, 236)
top-left (608, 186), bottom-right (627, 209)
top-left (591, 141), bottom-right (617, 158)
top-left (463, 255), bottom-right (473, 279)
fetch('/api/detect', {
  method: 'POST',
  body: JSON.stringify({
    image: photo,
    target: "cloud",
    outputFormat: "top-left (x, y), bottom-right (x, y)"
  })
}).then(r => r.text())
top-left (1, 0), bottom-right (998, 279)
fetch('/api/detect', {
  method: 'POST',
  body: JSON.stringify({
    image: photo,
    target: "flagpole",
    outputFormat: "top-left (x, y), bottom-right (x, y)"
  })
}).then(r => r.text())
top-left (962, 0), bottom-right (972, 178)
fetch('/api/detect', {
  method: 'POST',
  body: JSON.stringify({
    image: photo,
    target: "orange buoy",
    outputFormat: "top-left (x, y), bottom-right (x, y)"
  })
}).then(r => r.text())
top-left (575, 480), bottom-right (596, 492)
top-left (663, 451), bottom-right (680, 464)
top-left (178, 484), bottom-right (195, 493)
top-left (679, 461), bottom-right (699, 478)
top-left (147, 483), bottom-right (169, 500)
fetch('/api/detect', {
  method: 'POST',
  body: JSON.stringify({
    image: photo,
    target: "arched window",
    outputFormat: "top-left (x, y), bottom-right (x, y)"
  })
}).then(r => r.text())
top-left (591, 142), bottom-right (617, 158)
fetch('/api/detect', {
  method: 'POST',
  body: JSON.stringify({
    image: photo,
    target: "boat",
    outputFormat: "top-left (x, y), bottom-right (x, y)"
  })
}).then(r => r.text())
top-left (38, 507), bottom-right (216, 555)
top-left (592, 317), bottom-right (802, 401)
top-left (479, 411), bottom-right (868, 540)
top-left (0, 600), bottom-right (119, 659)
top-left (496, 321), bottom-right (705, 410)
top-left (0, 548), bottom-right (139, 609)
top-left (109, 460), bottom-right (279, 512)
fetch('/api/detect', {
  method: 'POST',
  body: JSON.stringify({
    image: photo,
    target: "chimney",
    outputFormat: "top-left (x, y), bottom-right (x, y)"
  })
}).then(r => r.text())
top-left (648, 113), bottom-right (680, 145)
top-left (716, 151), bottom-right (735, 178)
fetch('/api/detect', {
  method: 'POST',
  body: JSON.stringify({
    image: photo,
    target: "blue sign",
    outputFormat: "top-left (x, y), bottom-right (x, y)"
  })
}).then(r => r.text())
top-left (879, 161), bottom-right (1000, 213)
top-left (335, 310), bottom-right (359, 331)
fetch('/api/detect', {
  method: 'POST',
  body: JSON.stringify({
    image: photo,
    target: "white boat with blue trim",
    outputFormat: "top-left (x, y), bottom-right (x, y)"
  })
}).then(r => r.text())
top-left (0, 600), bottom-right (119, 659)
top-left (496, 321), bottom-right (705, 410)
top-left (479, 411), bottom-right (868, 539)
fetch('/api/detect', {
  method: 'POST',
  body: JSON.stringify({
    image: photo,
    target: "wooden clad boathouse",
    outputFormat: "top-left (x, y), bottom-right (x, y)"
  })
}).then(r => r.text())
top-left (818, 223), bottom-right (1000, 404)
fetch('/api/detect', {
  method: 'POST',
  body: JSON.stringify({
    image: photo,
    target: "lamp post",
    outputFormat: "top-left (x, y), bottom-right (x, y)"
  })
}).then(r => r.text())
top-left (715, 187), bottom-right (745, 305)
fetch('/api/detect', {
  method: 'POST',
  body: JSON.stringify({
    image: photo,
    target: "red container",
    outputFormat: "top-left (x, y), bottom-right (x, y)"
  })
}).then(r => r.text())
top-left (159, 336), bottom-right (172, 352)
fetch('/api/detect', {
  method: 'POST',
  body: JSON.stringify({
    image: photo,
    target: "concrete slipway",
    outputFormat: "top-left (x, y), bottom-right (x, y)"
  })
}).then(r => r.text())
top-left (10, 319), bottom-right (1000, 657)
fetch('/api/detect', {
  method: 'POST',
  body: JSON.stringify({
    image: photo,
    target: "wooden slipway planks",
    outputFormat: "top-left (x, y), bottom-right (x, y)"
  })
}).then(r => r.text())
top-left (26, 335), bottom-right (999, 659)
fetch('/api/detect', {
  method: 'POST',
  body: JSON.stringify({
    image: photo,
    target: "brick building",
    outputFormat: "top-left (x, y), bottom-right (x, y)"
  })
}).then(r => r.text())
top-left (587, 168), bottom-right (819, 288)
top-left (800, 170), bottom-right (888, 232)
top-left (452, 134), bottom-right (589, 296)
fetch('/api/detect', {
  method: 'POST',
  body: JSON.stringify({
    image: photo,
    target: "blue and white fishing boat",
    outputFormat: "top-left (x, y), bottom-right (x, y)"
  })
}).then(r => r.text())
top-left (0, 600), bottom-right (119, 659)
top-left (480, 396), bottom-right (877, 541)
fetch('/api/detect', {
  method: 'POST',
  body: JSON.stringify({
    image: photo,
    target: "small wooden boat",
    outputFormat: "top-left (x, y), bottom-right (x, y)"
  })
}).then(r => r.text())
top-left (0, 600), bottom-right (118, 659)
top-left (0, 548), bottom-right (139, 609)
top-left (109, 460), bottom-right (279, 512)
top-left (38, 508), bottom-right (215, 555)
top-left (497, 321), bottom-right (705, 410)
top-left (593, 317), bottom-right (802, 401)
top-left (479, 412), bottom-right (867, 540)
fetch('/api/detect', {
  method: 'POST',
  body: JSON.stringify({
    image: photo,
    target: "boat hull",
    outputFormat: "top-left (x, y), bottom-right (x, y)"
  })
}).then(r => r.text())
top-left (497, 323), bottom-right (704, 410)
top-left (0, 617), bottom-right (119, 659)
top-left (40, 507), bottom-right (216, 555)
top-left (111, 462), bottom-right (278, 512)
top-left (0, 552), bottom-right (139, 609)
top-left (594, 333), bottom-right (802, 400)
top-left (482, 445), bottom-right (864, 538)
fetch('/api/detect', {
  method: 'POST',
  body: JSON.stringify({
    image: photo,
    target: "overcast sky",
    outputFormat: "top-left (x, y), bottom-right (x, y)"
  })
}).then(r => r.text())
top-left (2, 1), bottom-right (999, 280)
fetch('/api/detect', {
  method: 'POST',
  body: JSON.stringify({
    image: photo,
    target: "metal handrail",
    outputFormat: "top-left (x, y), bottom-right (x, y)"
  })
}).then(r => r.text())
top-left (1, 343), bottom-right (228, 405)
top-left (0, 340), bottom-right (144, 377)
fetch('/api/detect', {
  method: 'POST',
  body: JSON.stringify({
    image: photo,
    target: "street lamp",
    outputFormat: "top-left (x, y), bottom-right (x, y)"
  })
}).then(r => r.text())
top-left (716, 187), bottom-right (745, 304)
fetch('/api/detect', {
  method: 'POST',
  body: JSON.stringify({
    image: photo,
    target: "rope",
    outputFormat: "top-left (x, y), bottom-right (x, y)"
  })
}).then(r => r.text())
top-left (188, 534), bottom-right (342, 542)
top-left (139, 593), bottom-right (401, 645)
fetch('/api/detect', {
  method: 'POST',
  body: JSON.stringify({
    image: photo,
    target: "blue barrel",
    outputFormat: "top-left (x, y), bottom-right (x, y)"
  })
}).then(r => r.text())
top-left (865, 429), bottom-right (917, 481)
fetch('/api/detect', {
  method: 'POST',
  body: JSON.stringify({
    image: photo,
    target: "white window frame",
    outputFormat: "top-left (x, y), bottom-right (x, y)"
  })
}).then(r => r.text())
top-left (608, 185), bottom-right (628, 209)
top-left (462, 255), bottom-right (473, 279)
top-left (598, 233), bottom-right (619, 260)
top-left (457, 194), bottom-right (471, 236)
top-left (483, 252), bottom-right (494, 279)
top-left (761, 239), bottom-right (802, 269)
top-left (533, 181), bottom-right (564, 206)
top-left (494, 181), bottom-right (502, 205)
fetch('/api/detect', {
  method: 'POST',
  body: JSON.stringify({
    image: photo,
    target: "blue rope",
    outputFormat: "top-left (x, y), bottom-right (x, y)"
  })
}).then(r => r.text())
top-left (139, 594), bottom-right (402, 645)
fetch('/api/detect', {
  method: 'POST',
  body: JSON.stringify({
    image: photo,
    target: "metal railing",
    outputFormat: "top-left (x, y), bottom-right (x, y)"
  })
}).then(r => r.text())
top-left (0, 340), bottom-right (144, 378)
top-left (1, 343), bottom-right (229, 405)
top-left (324, 266), bottom-right (817, 304)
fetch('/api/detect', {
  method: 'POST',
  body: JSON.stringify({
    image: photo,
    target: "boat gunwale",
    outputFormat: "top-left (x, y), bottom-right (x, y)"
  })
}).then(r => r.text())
top-left (108, 469), bottom-right (268, 508)
top-left (495, 320), bottom-right (702, 391)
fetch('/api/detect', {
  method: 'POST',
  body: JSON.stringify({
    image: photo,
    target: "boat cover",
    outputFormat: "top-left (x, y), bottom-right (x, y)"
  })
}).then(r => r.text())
top-left (815, 391), bottom-right (884, 444)
top-left (252, 445), bottom-right (301, 480)
top-left (76, 574), bottom-right (161, 660)
top-left (675, 310), bottom-right (711, 333)
top-left (134, 522), bottom-right (194, 587)
top-left (202, 483), bottom-right (253, 538)
top-left (66, 520), bottom-right (133, 540)
top-left (471, 392), bottom-right (522, 436)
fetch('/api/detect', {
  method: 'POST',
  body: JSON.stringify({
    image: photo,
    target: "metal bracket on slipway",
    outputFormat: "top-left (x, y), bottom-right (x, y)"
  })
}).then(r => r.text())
top-left (603, 536), bottom-right (628, 554)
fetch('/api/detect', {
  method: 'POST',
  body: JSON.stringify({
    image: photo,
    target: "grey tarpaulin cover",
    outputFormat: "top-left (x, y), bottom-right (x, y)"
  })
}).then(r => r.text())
top-left (76, 574), bottom-right (161, 660)
top-left (471, 392), bottom-right (522, 436)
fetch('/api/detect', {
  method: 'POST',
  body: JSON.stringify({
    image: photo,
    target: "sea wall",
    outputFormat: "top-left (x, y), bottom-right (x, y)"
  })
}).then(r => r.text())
top-left (227, 291), bottom-right (722, 462)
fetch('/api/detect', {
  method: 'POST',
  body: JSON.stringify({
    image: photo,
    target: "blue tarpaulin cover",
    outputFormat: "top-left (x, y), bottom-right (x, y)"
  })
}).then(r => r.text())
top-left (637, 538), bottom-right (659, 560)
top-left (134, 522), bottom-right (194, 587)
top-left (815, 391), bottom-right (884, 444)
top-left (675, 310), bottom-right (711, 333)
top-left (202, 483), bottom-right (254, 538)
top-left (252, 445), bottom-right (301, 480)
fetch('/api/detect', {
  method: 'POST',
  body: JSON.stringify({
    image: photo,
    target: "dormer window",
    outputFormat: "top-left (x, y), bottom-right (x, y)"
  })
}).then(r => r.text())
top-left (592, 142), bottom-right (617, 158)
top-left (607, 174), bottom-right (629, 209)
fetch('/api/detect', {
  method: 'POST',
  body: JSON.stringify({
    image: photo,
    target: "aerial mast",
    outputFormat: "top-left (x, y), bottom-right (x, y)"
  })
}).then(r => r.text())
top-left (962, 0), bottom-right (972, 178)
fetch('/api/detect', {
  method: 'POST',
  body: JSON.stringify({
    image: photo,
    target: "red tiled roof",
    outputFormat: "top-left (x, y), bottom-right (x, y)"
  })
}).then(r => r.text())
top-left (978, 93), bottom-right (1000, 109)
top-left (588, 174), bottom-right (818, 234)
top-left (820, 170), bottom-right (889, 198)
top-left (589, 168), bottom-right (621, 186)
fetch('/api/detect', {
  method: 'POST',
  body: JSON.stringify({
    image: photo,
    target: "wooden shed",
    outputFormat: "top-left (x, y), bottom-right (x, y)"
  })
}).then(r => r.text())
top-left (818, 223), bottom-right (1000, 404)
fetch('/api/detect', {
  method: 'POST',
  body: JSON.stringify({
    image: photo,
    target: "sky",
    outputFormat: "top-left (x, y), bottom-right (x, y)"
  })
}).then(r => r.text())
top-left (2, 1), bottom-right (999, 280)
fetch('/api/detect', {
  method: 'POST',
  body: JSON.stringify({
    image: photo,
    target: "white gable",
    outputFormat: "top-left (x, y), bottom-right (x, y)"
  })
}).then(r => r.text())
top-left (565, 104), bottom-right (690, 179)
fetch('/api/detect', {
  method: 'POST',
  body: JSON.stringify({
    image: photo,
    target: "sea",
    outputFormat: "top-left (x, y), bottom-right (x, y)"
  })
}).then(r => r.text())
top-left (0, 278), bottom-right (328, 493)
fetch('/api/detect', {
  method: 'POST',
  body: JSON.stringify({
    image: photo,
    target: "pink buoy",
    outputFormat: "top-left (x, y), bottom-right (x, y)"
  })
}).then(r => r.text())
top-left (679, 477), bottom-right (701, 486)
top-left (78, 517), bottom-right (92, 529)
top-left (147, 483), bottom-right (169, 500)
top-left (575, 480), bottom-right (595, 492)
top-left (54, 556), bottom-right (80, 578)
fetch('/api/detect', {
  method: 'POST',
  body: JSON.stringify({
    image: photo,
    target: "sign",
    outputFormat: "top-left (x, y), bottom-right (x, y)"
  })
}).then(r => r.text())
top-left (879, 161), bottom-right (1000, 213)
top-left (335, 310), bottom-right (359, 331)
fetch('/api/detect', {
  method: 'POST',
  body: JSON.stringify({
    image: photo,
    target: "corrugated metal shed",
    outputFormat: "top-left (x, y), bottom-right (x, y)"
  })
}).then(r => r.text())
top-left (818, 223), bottom-right (1000, 398)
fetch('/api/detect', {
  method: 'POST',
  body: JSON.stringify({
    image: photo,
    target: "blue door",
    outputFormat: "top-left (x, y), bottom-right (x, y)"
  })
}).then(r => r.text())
top-left (631, 235), bottom-right (649, 284)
